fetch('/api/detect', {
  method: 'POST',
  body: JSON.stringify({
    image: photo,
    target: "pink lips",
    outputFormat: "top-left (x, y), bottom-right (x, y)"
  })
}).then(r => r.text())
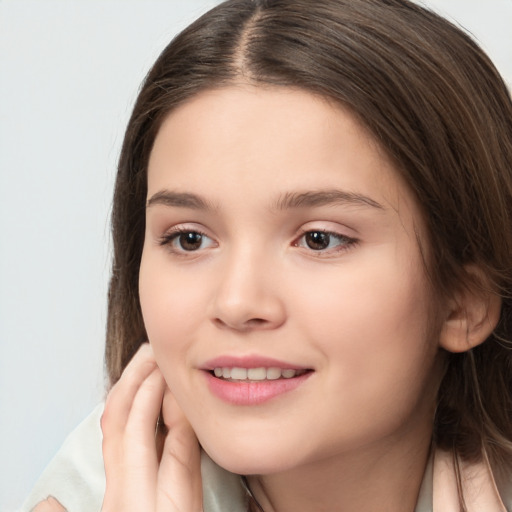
top-left (201, 355), bottom-right (312, 406)
top-left (202, 355), bottom-right (309, 371)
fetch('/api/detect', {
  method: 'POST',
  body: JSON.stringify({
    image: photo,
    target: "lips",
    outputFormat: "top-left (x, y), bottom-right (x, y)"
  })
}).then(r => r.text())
top-left (201, 355), bottom-right (313, 405)
top-left (202, 355), bottom-right (310, 371)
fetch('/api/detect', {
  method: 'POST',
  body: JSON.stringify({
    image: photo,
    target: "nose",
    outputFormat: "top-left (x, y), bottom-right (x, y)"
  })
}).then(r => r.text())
top-left (209, 249), bottom-right (286, 332)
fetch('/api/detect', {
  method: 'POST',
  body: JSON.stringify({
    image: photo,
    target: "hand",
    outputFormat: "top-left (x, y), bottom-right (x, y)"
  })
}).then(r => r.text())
top-left (31, 496), bottom-right (67, 512)
top-left (101, 343), bottom-right (203, 512)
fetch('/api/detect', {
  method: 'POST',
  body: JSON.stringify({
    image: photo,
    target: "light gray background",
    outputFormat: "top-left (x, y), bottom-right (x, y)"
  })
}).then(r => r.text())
top-left (0, 1), bottom-right (511, 510)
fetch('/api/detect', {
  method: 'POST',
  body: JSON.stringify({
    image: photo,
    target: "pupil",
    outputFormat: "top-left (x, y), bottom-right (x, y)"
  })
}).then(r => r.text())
top-left (180, 232), bottom-right (202, 251)
top-left (306, 231), bottom-right (330, 250)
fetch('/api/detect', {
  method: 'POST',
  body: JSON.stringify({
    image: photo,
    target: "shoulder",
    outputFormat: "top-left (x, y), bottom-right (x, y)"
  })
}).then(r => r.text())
top-left (21, 404), bottom-right (248, 512)
top-left (21, 403), bottom-right (105, 512)
top-left (433, 449), bottom-right (512, 512)
top-left (496, 467), bottom-right (512, 512)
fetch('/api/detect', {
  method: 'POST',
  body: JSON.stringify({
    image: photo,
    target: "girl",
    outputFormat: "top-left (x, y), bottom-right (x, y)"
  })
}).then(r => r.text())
top-left (26, 0), bottom-right (512, 510)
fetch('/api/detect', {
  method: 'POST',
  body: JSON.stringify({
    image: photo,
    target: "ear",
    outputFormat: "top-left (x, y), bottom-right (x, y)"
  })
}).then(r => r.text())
top-left (439, 267), bottom-right (502, 353)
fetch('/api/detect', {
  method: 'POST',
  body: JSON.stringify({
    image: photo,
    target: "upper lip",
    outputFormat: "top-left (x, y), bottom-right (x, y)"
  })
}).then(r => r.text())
top-left (201, 355), bottom-right (311, 371)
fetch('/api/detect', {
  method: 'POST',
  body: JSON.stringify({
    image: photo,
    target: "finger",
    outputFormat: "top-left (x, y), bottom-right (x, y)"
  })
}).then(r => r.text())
top-left (101, 344), bottom-right (163, 512)
top-left (157, 389), bottom-right (203, 511)
top-left (103, 367), bottom-right (166, 512)
top-left (101, 343), bottom-right (156, 439)
top-left (31, 496), bottom-right (67, 512)
top-left (125, 366), bottom-right (167, 461)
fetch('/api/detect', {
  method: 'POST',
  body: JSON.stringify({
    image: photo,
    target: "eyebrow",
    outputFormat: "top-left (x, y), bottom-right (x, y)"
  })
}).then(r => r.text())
top-left (146, 188), bottom-right (385, 212)
top-left (146, 190), bottom-right (215, 211)
top-left (273, 189), bottom-right (385, 211)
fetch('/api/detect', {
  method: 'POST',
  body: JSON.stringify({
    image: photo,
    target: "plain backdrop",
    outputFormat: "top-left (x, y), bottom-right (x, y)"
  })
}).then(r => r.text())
top-left (0, 1), bottom-right (511, 510)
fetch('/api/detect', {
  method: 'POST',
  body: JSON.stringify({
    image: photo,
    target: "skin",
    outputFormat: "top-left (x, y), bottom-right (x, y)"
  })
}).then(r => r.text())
top-left (134, 85), bottom-right (445, 511)
top-left (31, 496), bottom-right (67, 512)
top-left (37, 85), bottom-right (502, 512)
top-left (101, 344), bottom-right (202, 512)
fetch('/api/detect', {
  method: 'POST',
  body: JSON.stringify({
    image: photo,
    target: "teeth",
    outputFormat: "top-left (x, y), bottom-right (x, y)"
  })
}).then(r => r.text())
top-left (212, 366), bottom-right (304, 381)
top-left (247, 367), bottom-right (266, 380)
top-left (230, 367), bottom-right (247, 380)
top-left (266, 367), bottom-right (281, 380)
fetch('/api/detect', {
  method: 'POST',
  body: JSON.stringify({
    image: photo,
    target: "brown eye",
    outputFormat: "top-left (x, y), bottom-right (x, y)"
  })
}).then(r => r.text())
top-left (178, 232), bottom-right (204, 251)
top-left (304, 231), bottom-right (331, 250)
top-left (295, 229), bottom-right (357, 254)
top-left (159, 229), bottom-right (214, 253)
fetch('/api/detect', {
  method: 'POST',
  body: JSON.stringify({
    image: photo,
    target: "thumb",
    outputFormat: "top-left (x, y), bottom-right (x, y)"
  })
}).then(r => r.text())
top-left (31, 496), bottom-right (67, 512)
top-left (156, 388), bottom-right (203, 512)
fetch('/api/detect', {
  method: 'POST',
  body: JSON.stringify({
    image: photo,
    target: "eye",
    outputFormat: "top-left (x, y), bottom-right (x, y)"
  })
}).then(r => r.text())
top-left (295, 230), bottom-right (356, 253)
top-left (159, 229), bottom-right (215, 253)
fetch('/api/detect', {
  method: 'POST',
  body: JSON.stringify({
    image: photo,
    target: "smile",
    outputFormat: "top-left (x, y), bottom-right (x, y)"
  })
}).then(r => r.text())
top-left (204, 365), bottom-right (313, 405)
top-left (212, 367), bottom-right (308, 381)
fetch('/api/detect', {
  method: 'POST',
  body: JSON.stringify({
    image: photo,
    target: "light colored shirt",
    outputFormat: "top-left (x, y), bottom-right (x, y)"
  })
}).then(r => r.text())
top-left (21, 403), bottom-right (510, 512)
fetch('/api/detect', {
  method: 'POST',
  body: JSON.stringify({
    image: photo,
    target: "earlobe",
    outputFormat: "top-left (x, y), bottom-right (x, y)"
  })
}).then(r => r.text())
top-left (439, 271), bottom-right (502, 353)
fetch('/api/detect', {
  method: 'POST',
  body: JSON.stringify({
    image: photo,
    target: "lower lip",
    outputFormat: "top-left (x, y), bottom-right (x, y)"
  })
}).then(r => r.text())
top-left (203, 371), bottom-right (312, 405)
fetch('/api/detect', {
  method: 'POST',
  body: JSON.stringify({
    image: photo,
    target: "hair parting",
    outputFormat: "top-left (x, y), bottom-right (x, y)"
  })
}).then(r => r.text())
top-left (106, 0), bottom-right (512, 483)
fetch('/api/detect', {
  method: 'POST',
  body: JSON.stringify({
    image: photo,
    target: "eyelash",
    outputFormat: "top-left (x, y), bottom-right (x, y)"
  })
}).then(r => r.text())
top-left (158, 227), bottom-right (214, 255)
top-left (158, 228), bottom-right (358, 256)
top-left (293, 229), bottom-right (358, 255)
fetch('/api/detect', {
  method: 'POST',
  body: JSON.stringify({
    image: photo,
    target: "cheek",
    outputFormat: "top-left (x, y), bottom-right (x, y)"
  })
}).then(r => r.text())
top-left (295, 253), bottom-right (431, 343)
top-left (293, 255), bottom-right (437, 410)
top-left (266, 264), bottom-right (437, 467)
top-left (138, 251), bottom-right (205, 366)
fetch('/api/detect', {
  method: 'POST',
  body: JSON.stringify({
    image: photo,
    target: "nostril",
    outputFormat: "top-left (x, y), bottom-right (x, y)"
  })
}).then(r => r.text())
top-left (212, 317), bottom-right (268, 331)
top-left (212, 318), bottom-right (226, 329)
top-left (246, 318), bottom-right (267, 326)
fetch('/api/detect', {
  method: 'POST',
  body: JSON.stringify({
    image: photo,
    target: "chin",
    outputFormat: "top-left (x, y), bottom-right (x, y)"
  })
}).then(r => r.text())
top-left (199, 435), bottom-right (301, 476)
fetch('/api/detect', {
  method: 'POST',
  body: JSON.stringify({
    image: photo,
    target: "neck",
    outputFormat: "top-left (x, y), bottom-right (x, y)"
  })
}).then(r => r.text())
top-left (247, 424), bottom-right (432, 512)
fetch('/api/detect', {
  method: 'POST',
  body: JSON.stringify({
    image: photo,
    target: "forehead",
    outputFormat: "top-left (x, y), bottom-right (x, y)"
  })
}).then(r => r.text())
top-left (148, 85), bottom-right (418, 222)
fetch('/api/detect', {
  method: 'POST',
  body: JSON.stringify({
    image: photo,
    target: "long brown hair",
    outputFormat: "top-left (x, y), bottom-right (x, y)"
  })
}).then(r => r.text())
top-left (106, 0), bottom-right (512, 475)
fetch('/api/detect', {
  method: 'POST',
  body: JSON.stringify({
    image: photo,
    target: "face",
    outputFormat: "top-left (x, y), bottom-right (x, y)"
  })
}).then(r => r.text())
top-left (139, 86), bottom-right (442, 475)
